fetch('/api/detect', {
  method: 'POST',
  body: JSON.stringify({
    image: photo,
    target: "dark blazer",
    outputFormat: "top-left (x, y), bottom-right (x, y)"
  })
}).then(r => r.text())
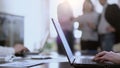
top-left (105, 4), bottom-right (120, 43)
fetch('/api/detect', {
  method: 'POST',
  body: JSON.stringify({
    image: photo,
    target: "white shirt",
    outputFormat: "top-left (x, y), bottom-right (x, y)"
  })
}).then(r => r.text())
top-left (0, 46), bottom-right (15, 55)
top-left (76, 12), bottom-right (99, 41)
top-left (98, 4), bottom-right (112, 34)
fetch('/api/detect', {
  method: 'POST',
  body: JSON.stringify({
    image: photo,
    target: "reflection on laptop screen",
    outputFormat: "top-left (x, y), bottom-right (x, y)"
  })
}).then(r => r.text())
top-left (51, 18), bottom-right (74, 64)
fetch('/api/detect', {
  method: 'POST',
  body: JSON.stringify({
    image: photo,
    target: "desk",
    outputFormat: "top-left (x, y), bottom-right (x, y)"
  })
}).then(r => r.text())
top-left (0, 55), bottom-right (70, 68)
top-left (0, 62), bottom-right (73, 68)
top-left (0, 60), bottom-right (72, 68)
top-left (0, 52), bottom-right (94, 68)
top-left (30, 62), bottom-right (73, 68)
top-left (1, 51), bottom-right (119, 68)
top-left (0, 56), bottom-right (120, 68)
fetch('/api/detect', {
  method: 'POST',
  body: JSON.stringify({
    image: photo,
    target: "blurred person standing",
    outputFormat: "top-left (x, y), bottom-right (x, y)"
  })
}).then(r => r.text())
top-left (57, 0), bottom-right (74, 55)
top-left (75, 0), bottom-right (100, 55)
top-left (105, 3), bottom-right (120, 45)
top-left (93, 4), bottom-right (120, 64)
top-left (98, 0), bottom-right (115, 51)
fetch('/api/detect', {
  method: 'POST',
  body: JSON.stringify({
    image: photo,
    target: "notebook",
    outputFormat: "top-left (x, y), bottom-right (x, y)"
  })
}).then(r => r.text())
top-left (51, 18), bottom-right (120, 68)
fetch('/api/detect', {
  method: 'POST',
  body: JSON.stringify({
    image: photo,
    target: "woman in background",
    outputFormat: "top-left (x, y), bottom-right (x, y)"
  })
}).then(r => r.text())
top-left (75, 0), bottom-right (100, 55)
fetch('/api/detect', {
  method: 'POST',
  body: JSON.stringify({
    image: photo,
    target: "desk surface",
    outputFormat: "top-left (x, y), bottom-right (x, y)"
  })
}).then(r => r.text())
top-left (0, 61), bottom-right (73, 68)
top-left (0, 55), bottom-right (71, 68)
top-left (30, 62), bottom-right (73, 68)
top-left (0, 51), bottom-right (95, 68)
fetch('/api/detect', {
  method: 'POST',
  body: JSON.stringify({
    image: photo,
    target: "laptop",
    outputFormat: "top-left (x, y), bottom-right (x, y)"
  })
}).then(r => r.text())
top-left (20, 30), bottom-right (50, 56)
top-left (51, 18), bottom-right (120, 68)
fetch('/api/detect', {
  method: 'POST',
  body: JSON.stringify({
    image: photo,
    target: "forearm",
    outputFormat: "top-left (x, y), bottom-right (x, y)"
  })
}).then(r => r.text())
top-left (0, 46), bottom-right (15, 55)
top-left (110, 53), bottom-right (120, 64)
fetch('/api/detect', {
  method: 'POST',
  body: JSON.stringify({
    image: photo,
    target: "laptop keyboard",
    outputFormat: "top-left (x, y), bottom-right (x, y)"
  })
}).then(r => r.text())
top-left (82, 58), bottom-right (96, 64)
top-left (75, 56), bottom-right (96, 64)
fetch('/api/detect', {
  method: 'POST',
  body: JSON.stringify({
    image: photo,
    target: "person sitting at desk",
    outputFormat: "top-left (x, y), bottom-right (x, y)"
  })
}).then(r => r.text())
top-left (0, 43), bottom-right (28, 55)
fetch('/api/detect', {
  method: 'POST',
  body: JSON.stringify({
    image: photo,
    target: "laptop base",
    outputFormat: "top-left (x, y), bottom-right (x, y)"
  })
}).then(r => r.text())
top-left (73, 64), bottom-right (120, 68)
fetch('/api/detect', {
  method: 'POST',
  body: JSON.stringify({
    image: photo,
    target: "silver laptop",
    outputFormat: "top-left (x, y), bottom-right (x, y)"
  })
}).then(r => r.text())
top-left (51, 18), bottom-right (120, 68)
top-left (24, 30), bottom-right (49, 55)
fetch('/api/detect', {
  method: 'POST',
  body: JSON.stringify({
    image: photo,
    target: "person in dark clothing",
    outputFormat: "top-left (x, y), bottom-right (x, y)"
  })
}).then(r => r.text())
top-left (98, 0), bottom-right (115, 51)
top-left (57, 0), bottom-right (74, 55)
top-left (93, 4), bottom-right (120, 64)
top-left (105, 4), bottom-right (120, 44)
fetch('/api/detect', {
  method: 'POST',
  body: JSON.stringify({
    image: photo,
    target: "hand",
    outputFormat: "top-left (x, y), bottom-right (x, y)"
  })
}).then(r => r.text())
top-left (93, 51), bottom-right (120, 64)
top-left (14, 44), bottom-right (28, 54)
top-left (87, 22), bottom-right (96, 29)
top-left (106, 26), bottom-right (116, 32)
top-left (79, 23), bottom-right (84, 29)
top-left (70, 17), bottom-right (74, 21)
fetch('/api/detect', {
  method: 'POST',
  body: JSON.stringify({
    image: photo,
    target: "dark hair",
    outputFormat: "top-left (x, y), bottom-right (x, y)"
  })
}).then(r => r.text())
top-left (105, 4), bottom-right (120, 44)
top-left (105, 4), bottom-right (120, 25)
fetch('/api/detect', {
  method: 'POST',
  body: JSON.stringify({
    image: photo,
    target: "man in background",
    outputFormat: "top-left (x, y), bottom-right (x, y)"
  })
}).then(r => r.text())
top-left (57, 0), bottom-right (74, 55)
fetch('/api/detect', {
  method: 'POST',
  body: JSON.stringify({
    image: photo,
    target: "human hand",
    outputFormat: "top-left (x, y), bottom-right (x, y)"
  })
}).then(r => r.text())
top-left (93, 51), bottom-right (120, 64)
top-left (87, 22), bottom-right (96, 29)
top-left (79, 23), bottom-right (84, 29)
top-left (14, 44), bottom-right (29, 54)
top-left (106, 26), bottom-right (116, 32)
top-left (70, 17), bottom-right (74, 21)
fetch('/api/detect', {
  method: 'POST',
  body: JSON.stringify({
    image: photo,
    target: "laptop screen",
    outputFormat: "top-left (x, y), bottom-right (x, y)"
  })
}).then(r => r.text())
top-left (51, 18), bottom-right (74, 64)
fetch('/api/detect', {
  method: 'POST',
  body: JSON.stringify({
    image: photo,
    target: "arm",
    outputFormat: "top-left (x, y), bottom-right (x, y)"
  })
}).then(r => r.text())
top-left (0, 44), bottom-right (28, 55)
top-left (87, 22), bottom-right (96, 30)
top-left (93, 51), bottom-right (120, 64)
top-left (14, 44), bottom-right (28, 54)
top-left (0, 46), bottom-right (15, 55)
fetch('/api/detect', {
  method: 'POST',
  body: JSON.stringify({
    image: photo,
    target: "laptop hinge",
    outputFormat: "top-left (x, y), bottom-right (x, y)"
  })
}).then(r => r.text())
top-left (71, 56), bottom-right (76, 65)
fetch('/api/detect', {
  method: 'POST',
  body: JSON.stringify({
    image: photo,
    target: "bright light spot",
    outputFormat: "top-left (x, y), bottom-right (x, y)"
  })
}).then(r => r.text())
top-left (68, 0), bottom-right (85, 17)
top-left (74, 22), bottom-right (79, 29)
top-left (74, 30), bottom-right (82, 39)
top-left (108, 0), bottom-right (118, 4)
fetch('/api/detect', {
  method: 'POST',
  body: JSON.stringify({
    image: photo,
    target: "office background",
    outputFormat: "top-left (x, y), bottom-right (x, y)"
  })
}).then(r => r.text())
top-left (0, 0), bottom-right (119, 52)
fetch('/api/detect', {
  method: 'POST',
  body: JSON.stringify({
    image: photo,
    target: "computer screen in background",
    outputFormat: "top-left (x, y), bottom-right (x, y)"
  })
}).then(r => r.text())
top-left (0, 12), bottom-right (24, 47)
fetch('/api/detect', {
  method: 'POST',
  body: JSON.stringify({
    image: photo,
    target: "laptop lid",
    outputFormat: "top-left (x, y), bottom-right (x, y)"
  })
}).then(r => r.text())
top-left (51, 18), bottom-right (75, 64)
